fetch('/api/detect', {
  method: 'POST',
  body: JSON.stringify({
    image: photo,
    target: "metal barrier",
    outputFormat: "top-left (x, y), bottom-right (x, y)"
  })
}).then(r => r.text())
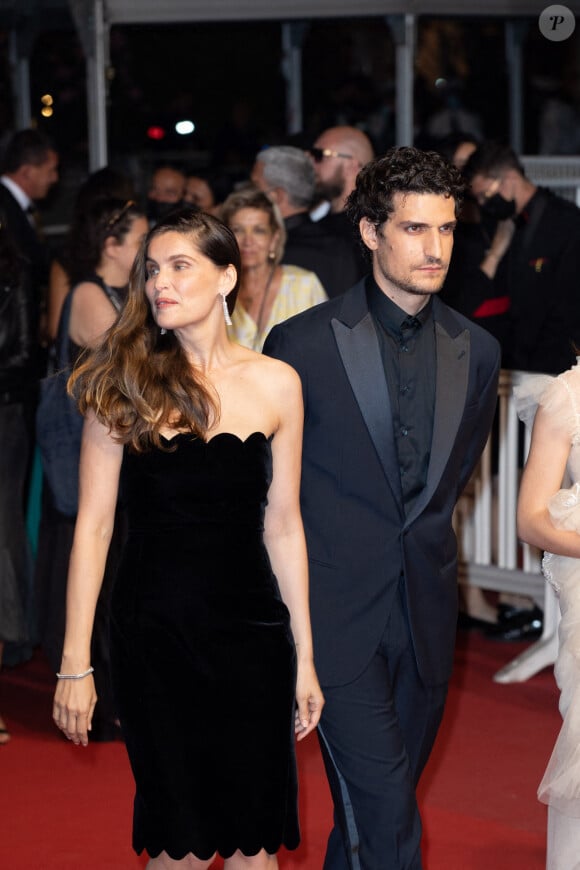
top-left (454, 163), bottom-right (580, 682)
top-left (522, 155), bottom-right (580, 206)
top-left (456, 368), bottom-right (560, 683)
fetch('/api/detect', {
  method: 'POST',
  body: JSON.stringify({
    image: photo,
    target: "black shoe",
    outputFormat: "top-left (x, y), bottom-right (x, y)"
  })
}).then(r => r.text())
top-left (496, 603), bottom-right (530, 624)
top-left (484, 605), bottom-right (543, 642)
top-left (457, 612), bottom-right (497, 632)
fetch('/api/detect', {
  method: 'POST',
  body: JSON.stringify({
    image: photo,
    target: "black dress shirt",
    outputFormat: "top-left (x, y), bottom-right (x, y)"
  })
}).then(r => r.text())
top-left (366, 276), bottom-right (436, 512)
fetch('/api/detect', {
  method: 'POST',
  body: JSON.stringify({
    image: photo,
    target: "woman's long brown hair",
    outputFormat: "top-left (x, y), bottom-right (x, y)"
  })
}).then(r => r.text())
top-left (68, 208), bottom-right (241, 452)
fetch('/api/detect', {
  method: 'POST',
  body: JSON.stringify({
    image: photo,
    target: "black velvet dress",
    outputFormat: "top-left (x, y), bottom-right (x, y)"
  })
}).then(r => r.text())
top-left (110, 431), bottom-right (300, 861)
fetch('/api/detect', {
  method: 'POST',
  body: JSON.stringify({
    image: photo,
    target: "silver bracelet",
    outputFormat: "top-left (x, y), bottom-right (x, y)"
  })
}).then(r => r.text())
top-left (56, 666), bottom-right (94, 680)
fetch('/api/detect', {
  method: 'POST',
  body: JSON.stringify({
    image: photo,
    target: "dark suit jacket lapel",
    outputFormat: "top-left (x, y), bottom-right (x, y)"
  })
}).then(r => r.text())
top-left (331, 282), bottom-right (404, 510)
top-left (405, 299), bottom-right (470, 527)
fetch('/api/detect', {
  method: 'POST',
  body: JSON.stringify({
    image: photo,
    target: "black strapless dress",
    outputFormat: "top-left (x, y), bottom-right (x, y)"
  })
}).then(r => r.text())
top-left (110, 432), bottom-right (299, 861)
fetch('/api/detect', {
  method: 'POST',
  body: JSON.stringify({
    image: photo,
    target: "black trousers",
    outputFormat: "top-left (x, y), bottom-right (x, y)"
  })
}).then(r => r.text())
top-left (0, 402), bottom-right (32, 645)
top-left (318, 586), bottom-right (448, 870)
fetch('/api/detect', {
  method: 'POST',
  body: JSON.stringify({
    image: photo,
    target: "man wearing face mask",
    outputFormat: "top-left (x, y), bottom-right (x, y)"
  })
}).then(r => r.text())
top-left (462, 142), bottom-right (580, 645)
top-left (464, 142), bottom-right (580, 375)
top-left (145, 164), bottom-right (186, 226)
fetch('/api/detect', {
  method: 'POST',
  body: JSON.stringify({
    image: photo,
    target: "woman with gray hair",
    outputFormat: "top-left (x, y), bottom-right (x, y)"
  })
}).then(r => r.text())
top-left (221, 187), bottom-right (327, 351)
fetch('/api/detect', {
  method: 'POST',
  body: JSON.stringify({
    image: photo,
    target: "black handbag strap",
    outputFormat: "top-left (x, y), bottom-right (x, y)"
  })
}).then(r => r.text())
top-left (52, 289), bottom-right (74, 373)
top-left (92, 272), bottom-right (125, 313)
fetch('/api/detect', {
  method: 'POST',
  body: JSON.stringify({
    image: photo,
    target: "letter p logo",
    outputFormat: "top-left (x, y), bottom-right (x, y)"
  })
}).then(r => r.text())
top-left (539, 5), bottom-right (576, 41)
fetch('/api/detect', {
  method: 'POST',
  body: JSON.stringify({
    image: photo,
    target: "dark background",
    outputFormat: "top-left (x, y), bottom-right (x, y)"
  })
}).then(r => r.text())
top-left (1, 14), bottom-right (579, 218)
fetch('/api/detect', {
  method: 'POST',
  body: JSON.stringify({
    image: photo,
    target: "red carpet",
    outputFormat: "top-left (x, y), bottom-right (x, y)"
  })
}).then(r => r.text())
top-left (0, 632), bottom-right (558, 869)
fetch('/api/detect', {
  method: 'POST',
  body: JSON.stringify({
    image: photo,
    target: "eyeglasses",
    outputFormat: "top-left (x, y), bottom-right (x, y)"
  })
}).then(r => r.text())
top-left (106, 200), bottom-right (136, 231)
top-left (308, 147), bottom-right (353, 164)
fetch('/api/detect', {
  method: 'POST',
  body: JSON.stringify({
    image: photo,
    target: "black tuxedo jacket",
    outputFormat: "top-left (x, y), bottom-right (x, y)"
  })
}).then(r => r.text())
top-left (283, 212), bottom-right (361, 298)
top-left (264, 281), bottom-right (500, 688)
top-left (0, 183), bottom-right (48, 298)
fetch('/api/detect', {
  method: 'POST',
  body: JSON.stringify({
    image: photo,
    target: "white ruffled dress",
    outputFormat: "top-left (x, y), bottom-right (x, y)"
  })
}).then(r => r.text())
top-left (515, 361), bottom-right (580, 827)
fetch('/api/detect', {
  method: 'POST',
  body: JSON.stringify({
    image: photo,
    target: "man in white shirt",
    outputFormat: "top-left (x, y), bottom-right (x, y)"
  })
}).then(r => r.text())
top-left (0, 128), bottom-right (59, 333)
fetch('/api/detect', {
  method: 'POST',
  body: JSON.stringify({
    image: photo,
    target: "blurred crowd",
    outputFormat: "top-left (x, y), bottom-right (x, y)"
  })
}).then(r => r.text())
top-left (1, 118), bottom-right (580, 743)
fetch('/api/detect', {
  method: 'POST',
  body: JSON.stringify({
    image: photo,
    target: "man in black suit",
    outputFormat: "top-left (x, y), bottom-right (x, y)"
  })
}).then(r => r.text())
top-left (264, 147), bottom-right (500, 869)
top-left (460, 142), bottom-right (580, 641)
top-left (251, 144), bottom-right (359, 297)
top-left (309, 125), bottom-right (375, 281)
top-left (465, 141), bottom-right (580, 376)
top-left (0, 128), bottom-right (59, 347)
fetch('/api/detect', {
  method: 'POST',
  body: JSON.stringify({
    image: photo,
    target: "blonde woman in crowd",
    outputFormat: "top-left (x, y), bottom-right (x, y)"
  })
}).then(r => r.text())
top-left (221, 187), bottom-right (327, 351)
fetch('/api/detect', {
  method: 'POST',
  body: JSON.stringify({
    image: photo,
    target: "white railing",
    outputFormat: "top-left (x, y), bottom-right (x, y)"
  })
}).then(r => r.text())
top-left (522, 156), bottom-right (580, 207)
top-left (456, 368), bottom-right (560, 683)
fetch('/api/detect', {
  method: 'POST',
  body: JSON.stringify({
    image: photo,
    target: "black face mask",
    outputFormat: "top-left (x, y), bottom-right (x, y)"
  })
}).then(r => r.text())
top-left (480, 193), bottom-right (516, 221)
top-left (146, 199), bottom-right (183, 224)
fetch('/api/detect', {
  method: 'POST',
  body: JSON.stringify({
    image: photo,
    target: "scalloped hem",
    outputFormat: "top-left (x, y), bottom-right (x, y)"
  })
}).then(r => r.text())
top-left (136, 834), bottom-right (301, 862)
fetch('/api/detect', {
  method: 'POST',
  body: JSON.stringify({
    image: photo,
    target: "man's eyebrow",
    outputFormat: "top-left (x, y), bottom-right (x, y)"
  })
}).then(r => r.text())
top-left (396, 220), bottom-right (431, 228)
top-left (396, 219), bottom-right (457, 227)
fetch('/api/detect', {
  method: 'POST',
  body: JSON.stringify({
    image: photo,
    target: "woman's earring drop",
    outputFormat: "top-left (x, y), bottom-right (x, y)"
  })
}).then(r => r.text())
top-left (222, 294), bottom-right (232, 326)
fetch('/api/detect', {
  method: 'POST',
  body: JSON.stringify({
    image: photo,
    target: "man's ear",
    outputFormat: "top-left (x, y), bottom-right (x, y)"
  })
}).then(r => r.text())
top-left (502, 169), bottom-right (519, 200)
top-left (359, 218), bottom-right (379, 252)
top-left (267, 186), bottom-right (282, 205)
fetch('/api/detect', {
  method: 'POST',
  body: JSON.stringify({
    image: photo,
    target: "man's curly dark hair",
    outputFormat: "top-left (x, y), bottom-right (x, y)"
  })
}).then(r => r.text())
top-left (345, 146), bottom-right (464, 231)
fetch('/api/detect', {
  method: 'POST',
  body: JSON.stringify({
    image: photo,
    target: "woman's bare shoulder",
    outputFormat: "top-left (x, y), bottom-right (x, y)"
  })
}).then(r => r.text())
top-left (245, 350), bottom-right (300, 391)
top-left (71, 280), bottom-right (111, 310)
top-left (73, 279), bottom-right (106, 296)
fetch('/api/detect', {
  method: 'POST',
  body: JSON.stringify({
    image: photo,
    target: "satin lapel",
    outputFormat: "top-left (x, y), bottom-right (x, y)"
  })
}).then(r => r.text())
top-left (405, 321), bottom-right (470, 527)
top-left (331, 314), bottom-right (404, 509)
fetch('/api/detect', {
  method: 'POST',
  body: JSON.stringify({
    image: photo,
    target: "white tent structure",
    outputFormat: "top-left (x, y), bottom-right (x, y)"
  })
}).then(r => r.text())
top-left (5, 0), bottom-right (580, 168)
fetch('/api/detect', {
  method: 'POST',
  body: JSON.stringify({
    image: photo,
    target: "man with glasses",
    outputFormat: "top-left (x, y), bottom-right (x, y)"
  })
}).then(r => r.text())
top-left (464, 141), bottom-right (580, 376)
top-left (309, 126), bottom-right (374, 214)
top-left (309, 126), bottom-right (375, 283)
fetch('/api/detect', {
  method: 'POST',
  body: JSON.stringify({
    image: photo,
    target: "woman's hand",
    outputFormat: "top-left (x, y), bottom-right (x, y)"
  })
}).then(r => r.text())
top-left (53, 675), bottom-right (97, 747)
top-left (294, 659), bottom-right (324, 741)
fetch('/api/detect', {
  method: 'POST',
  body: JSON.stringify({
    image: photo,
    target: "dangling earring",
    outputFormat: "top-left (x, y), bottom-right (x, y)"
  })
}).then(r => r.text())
top-left (222, 294), bottom-right (232, 326)
top-left (160, 327), bottom-right (167, 335)
top-left (268, 250), bottom-right (276, 262)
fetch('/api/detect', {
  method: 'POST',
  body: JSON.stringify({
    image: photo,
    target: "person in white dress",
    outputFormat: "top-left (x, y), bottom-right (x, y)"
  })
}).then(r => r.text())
top-left (516, 359), bottom-right (580, 870)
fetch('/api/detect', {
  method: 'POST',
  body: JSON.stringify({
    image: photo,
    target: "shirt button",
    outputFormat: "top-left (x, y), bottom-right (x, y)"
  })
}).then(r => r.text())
top-left (400, 385), bottom-right (409, 394)
top-left (401, 345), bottom-right (409, 353)
top-left (401, 427), bottom-right (408, 436)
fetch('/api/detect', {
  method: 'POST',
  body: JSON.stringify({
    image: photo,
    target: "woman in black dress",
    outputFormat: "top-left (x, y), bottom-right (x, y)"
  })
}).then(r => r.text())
top-left (53, 208), bottom-right (323, 868)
